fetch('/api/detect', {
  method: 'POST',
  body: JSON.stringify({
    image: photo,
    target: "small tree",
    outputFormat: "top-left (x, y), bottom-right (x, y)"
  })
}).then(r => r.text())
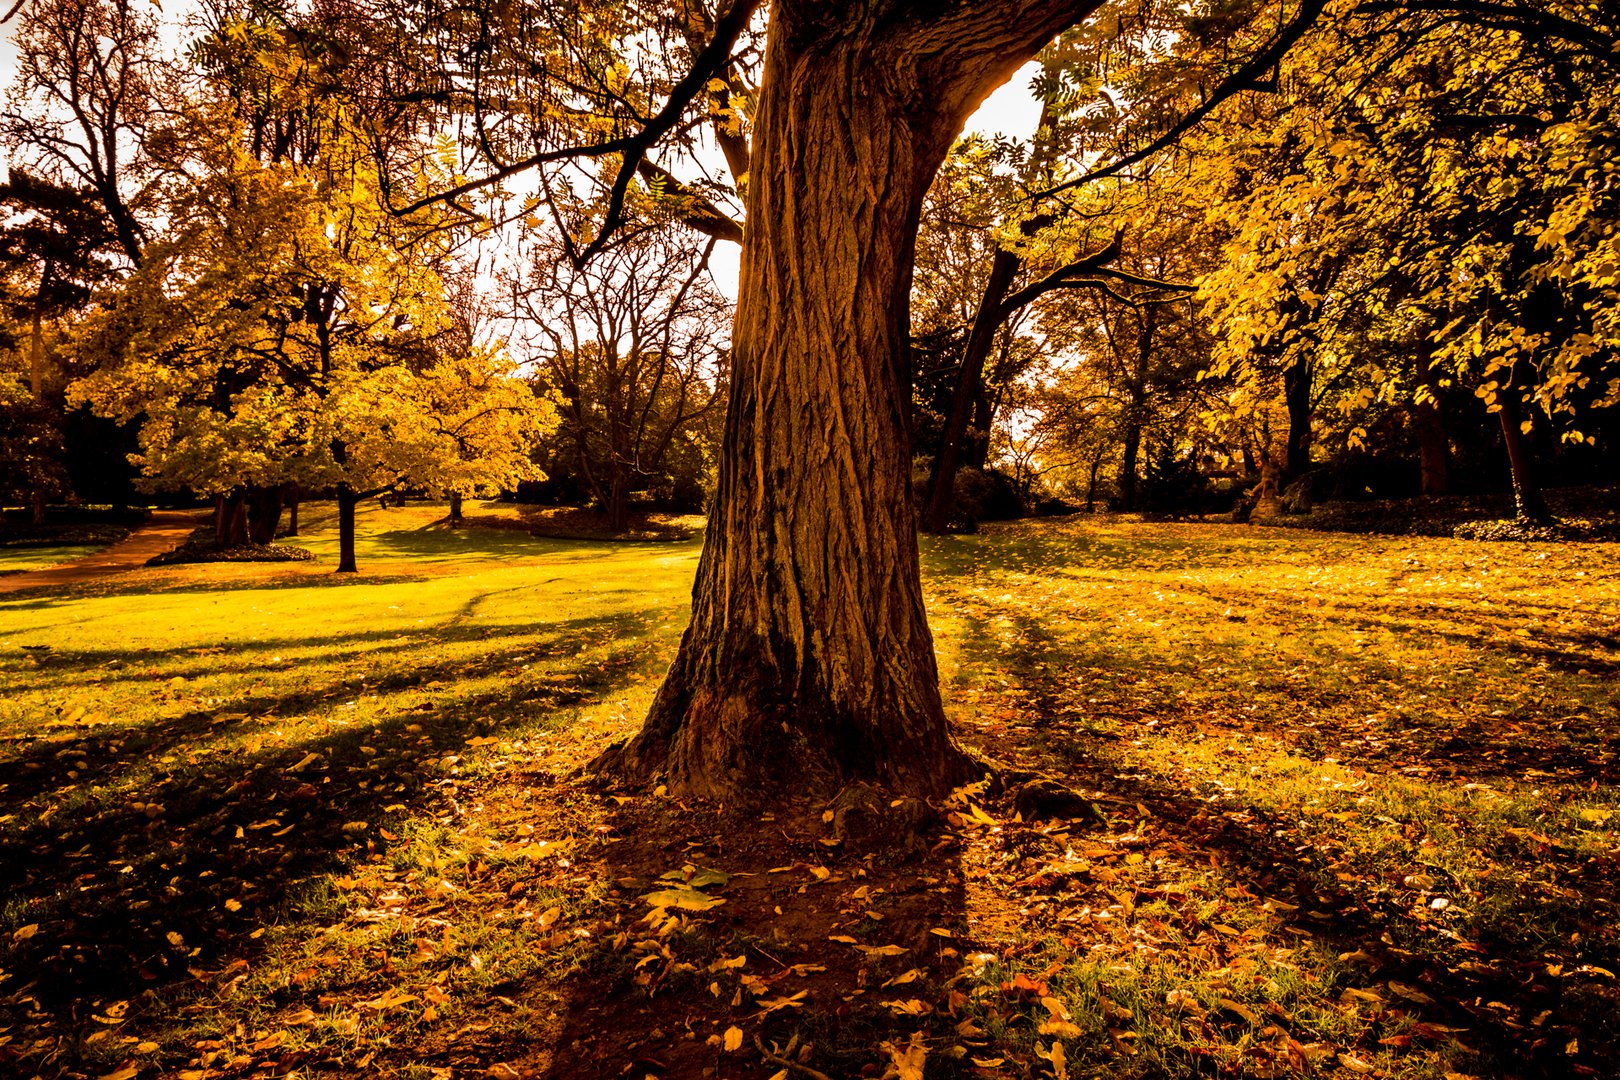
top-left (72, 12), bottom-right (556, 569)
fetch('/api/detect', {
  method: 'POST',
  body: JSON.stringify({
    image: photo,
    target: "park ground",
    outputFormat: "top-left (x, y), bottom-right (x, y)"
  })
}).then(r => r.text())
top-left (1, 504), bottom-right (1617, 1080)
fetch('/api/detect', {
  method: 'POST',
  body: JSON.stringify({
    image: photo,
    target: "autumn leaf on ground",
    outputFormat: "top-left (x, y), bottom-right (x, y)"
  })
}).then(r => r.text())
top-left (882, 1033), bottom-right (927, 1080)
top-left (642, 886), bottom-right (725, 911)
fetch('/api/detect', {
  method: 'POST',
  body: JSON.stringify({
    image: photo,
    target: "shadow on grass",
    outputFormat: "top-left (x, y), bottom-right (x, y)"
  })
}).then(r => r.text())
top-left (0, 603), bottom-right (664, 708)
top-left (942, 592), bottom-right (1620, 1078)
top-left (443, 796), bottom-right (976, 1080)
top-left (0, 611), bottom-right (658, 1071)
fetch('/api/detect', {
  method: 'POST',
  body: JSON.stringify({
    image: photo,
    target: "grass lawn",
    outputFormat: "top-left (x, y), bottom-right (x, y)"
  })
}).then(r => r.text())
top-left (1, 508), bottom-right (1617, 1080)
top-left (0, 545), bottom-right (104, 575)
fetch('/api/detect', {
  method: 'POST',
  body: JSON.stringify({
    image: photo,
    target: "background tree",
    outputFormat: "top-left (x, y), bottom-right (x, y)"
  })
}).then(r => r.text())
top-left (513, 222), bottom-right (729, 532)
top-left (0, 171), bottom-right (119, 522)
top-left (1, 0), bottom-right (161, 267)
top-left (70, 6), bottom-right (556, 570)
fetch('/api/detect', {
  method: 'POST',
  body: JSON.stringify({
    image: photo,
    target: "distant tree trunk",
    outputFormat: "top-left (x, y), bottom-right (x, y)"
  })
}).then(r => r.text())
top-left (29, 296), bottom-right (49, 526)
top-left (336, 484), bottom-right (359, 573)
top-left (594, 2), bottom-right (1092, 801)
top-left (965, 390), bottom-right (996, 470)
top-left (1119, 418), bottom-right (1142, 512)
top-left (1254, 454), bottom-right (1283, 519)
top-left (924, 248), bottom-right (1020, 532)
top-left (215, 490), bottom-right (250, 548)
top-left (448, 491), bottom-right (463, 524)
top-left (1496, 396), bottom-right (1549, 523)
top-left (1085, 451), bottom-right (1104, 512)
top-left (285, 485), bottom-right (300, 537)
top-left (246, 484), bottom-right (284, 546)
top-left (606, 475), bottom-right (631, 533)
top-left (1413, 342), bottom-right (1449, 496)
top-left (1282, 360), bottom-right (1313, 482)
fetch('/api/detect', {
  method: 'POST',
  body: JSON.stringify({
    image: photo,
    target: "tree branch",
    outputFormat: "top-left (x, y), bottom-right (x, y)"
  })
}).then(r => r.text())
top-left (1028, 0), bottom-right (1329, 203)
top-left (635, 159), bottom-right (744, 244)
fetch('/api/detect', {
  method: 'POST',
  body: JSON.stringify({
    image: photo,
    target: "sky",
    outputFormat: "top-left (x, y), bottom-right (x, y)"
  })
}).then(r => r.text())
top-left (0, 7), bottom-right (1043, 303)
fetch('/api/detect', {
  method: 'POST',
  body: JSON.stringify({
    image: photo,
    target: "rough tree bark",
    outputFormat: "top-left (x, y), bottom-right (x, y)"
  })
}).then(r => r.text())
top-left (593, 0), bottom-right (1102, 801)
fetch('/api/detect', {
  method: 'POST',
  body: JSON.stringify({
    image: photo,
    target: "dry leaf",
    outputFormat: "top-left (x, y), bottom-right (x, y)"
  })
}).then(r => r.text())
top-left (884, 1034), bottom-right (928, 1080)
top-left (642, 887), bottom-right (725, 911)
top-left (855, 943), bottom-right (908, 957)
top-left (1218, 998), bottom-right (1259, 1025)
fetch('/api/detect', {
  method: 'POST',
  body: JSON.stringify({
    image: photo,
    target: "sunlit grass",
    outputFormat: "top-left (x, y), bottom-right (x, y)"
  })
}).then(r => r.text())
top-left (0, 543), bottom-right (102, 574)
top-left (2, 510), bottom-right (1617, 1079)
top-left (927, 517), bottom-right (1620, 1079)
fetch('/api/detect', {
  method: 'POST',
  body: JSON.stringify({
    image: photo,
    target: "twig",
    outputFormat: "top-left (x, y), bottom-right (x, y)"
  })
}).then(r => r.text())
top-left (753, 1035), bottom-right (834, 1080)
top-left (746, 941), bottom-right (787, 969)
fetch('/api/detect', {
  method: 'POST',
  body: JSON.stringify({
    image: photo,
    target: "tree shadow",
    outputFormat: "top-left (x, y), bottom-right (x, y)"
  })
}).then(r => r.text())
top-left (938, 592), bottom-right (1620, 1078)
top-left (0, 610), bottom-right (658, 1050)
top-left (431, 794), bottom-right (976, 1080)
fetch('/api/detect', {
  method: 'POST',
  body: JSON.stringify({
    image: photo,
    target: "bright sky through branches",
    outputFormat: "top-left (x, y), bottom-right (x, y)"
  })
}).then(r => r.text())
top-left (704, 60), bottom-right (1043, 298)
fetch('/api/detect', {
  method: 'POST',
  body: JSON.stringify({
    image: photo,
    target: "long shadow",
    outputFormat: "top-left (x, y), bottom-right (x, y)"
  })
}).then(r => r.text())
top-left (0, 613), bottom-right (658, 1073)
top-left (923, 525), bottom-right (1408, 579)
top-left (0, 604), bottom-right (667, 703)
top-left (1167, 576), bottom-right (1620, 674)
top-left (928, 539), bottom-right (1620, 786)
top-left (0, 534), bottom-right (700, 608)
top-left (940, 590), bottom-right (1620, 1078)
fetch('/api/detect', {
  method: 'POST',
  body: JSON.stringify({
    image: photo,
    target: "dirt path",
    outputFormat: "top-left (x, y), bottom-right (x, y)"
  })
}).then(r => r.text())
top-left (0, 511), bottom-right (201, 593)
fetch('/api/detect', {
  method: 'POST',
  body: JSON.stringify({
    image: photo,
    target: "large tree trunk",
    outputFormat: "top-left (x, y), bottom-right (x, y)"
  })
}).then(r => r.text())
top-left (448, 491), bottom-right (463, 525)
top-left (594, 1), bottom-right (1097, 801)
top-left (336, 484), bottom-right (359, 573)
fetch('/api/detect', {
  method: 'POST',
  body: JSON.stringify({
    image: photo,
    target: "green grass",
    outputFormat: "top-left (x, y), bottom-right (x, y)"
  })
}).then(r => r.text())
top-left (1, 508), bottom-right (1616, 1080)
top-left (0, 543), bottom-right (102, 574)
